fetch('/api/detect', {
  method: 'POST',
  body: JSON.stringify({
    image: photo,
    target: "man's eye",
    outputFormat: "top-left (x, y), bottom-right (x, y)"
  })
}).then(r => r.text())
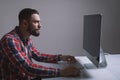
top-left (34, 21), bottom-right (39, 23)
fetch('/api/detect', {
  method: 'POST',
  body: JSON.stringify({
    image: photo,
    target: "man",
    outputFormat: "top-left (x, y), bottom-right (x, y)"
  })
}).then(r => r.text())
top-left (0, 8), bottom-right (80, 80)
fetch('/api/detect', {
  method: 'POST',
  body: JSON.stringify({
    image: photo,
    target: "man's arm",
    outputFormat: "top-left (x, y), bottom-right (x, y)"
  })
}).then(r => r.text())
top-left (30, 40), bottom-right (61, 63)
top-left (28, 39), bottom-right (80, 77)
top-left (30, 40), bottom-right (77, 63)
top-left (2, 37), bottom-right (60, 78)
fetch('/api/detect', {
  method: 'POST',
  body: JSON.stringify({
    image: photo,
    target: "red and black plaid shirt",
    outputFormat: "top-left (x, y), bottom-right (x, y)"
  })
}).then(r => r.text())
top-left (0, 27), bottom-right (60, 80)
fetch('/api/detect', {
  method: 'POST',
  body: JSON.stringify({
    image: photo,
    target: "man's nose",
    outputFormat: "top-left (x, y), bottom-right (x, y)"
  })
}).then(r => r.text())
top-left (38, 24), bottom-right (41, 29)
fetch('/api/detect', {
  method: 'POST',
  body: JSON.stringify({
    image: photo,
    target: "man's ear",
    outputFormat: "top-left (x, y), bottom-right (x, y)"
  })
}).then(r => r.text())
top-left (22, 20), bottom-right (28, 26)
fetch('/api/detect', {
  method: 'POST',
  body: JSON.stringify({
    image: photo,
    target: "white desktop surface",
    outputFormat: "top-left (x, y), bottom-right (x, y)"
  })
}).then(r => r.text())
top-left (40, 54), bottom-right (120, 80)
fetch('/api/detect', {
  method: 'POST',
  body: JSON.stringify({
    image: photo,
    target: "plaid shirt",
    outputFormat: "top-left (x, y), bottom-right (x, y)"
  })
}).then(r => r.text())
top-left (0, 27), bottom-right (60, 80)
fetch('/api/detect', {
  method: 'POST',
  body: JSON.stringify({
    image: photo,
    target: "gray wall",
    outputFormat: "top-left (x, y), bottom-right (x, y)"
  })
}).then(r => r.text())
top-left (0, 0), bottom-right (120, 56)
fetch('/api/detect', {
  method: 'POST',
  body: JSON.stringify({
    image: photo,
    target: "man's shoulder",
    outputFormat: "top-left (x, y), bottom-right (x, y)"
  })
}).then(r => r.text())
top-left (1, 30), bottom-right (18, 41)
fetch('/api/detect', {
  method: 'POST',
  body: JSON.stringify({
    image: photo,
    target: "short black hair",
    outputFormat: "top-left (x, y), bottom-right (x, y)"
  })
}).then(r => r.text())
top-left (18, 8), bottom-right (39, 24)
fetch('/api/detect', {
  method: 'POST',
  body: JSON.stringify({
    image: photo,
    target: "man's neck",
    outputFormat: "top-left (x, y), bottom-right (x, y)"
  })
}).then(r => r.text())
top-left (19, 26), bottom-right (30, 40)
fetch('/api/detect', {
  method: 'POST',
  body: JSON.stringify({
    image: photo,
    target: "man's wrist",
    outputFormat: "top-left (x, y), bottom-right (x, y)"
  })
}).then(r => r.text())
top-left (58, 54), bottom-right (62, 61)
top-left (57, 68), bottom-right (61, 77)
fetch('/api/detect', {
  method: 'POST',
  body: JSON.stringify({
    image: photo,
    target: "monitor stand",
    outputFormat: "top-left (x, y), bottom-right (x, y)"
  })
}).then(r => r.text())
top-left (84, 48), bottom-right (107, 69)
top-left (98, 48), bottom-right (107, 68)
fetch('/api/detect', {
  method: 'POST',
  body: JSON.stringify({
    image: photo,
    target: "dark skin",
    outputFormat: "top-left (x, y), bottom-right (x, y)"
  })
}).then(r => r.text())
top-left (19, 13), bottom-right (80, 77)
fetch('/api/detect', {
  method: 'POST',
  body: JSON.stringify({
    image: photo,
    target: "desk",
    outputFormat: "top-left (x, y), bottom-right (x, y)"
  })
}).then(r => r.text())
top-left (39, 54), bottom-right (120, 80)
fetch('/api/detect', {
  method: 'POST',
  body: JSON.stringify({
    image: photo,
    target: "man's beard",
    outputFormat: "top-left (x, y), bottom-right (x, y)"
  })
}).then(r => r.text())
top-left (27, 26), bottom-right (40, 37)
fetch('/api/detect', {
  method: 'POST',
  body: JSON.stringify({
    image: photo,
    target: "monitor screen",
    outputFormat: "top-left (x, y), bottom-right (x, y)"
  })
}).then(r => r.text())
top-left (83, 14), bottom-right (107, 68)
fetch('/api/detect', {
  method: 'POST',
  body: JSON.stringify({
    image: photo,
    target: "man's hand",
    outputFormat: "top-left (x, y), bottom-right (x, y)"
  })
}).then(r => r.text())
top-left (60, 55), bottom-right (77, 63)
top-left (60, 66), bottom-right (80, 77)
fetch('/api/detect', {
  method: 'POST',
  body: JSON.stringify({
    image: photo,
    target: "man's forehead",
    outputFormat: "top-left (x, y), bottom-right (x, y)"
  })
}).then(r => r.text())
top-left (31, 14), bottom-right (40, 21)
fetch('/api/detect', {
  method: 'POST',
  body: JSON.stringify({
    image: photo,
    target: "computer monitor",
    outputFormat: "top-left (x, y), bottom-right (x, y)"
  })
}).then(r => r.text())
top-left (83, 14), bottom-right (107, 68)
